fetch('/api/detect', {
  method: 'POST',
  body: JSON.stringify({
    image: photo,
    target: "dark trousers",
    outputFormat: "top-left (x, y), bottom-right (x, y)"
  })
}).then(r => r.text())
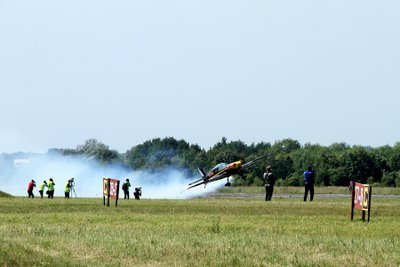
top-left (65, 192), bottom-right (70, 198)
top-left (28, 190), bottom-right (34, 198)
top-left (304, 184), bottom-right (314, 201)
top-left (48, 190), bottom-right (54, 199)
top-left (265, 185), bottom-right (274, 201)
top-left (39, 190), bottom-right (44, 198)
top-left (124, 190), bottom-right (129, 199)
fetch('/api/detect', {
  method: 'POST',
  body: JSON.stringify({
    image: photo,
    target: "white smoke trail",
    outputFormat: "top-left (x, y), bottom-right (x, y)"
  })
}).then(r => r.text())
top-left (0, 154), bottom-right (224, 199)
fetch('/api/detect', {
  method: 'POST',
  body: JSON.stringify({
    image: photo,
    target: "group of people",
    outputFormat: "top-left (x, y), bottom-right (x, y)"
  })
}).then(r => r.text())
top-left (122, 179), bottom-right (142, 200)
top-left (263, 165), bottom-right (315, 202)
top-left (27, 178), bottom-right (73, 199)
top-left (28, 177), bottom-right (141, 199)
top-left (27, 168), bottom-right (315, 201)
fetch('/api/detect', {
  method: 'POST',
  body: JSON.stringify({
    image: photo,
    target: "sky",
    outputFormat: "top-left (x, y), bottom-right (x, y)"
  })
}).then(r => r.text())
top-left (1, 0), bottom-right (400, 154)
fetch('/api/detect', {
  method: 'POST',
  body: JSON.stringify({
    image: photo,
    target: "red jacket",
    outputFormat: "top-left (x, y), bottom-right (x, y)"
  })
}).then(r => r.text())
top-left (27, 181), bottom-right (35, 191)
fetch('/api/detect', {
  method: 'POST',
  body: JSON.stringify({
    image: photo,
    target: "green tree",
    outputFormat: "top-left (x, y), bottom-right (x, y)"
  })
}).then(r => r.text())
top-left (86, 139), bottom-right (119, 164)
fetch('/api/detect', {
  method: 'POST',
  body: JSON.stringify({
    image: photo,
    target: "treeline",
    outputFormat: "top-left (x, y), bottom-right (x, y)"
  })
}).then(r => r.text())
top-left (55, 137), bottom-right (400, 187)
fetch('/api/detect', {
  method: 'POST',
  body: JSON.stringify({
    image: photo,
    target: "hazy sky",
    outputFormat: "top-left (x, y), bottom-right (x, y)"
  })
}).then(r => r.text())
top-left (1, 0), bottom-right (399, 153)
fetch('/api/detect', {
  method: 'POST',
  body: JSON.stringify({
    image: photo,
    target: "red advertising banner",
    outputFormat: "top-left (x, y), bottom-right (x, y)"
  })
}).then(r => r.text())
top-left (103, 178), bottom-right (120, 207)
top-left (353, 182), bottom-right (370, 211)
top-left (350, 181), bottom-right (372, 222)
top-left (109, 179), bottom-right (119, 200)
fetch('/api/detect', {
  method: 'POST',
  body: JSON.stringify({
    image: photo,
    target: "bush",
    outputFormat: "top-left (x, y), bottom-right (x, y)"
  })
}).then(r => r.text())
top-left (396, 176), bottom-right (400, 188)
top-left (366, 177), bottom-right (375, 185)
top-left (275, 178), bottom-right (286, 187)
top-left (286, 176), bottom-right (302, 186)
top-left (381, 172), bottom-right (397, 187)
top-left (0, 191), bottom-right (12, 198)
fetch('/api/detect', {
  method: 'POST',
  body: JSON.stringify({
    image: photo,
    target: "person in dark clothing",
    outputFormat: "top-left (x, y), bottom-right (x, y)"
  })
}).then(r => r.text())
top-left (133, 187), bottom-right (142, 200)
top-left (122, 179), bottom-right (131, 199)
top-left (304, 166), bottom-right (315, 201)
top-left (263, 166), bottom-right (276, 201)
top-left (27, 179), bottom-right (36, 198)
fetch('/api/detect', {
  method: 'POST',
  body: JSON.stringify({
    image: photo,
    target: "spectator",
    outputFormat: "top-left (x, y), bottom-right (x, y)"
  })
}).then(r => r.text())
top-left (304, 166), bottom-right (315, 201)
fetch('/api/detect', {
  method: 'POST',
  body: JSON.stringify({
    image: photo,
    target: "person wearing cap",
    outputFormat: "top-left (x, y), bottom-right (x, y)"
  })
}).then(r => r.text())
top-left (263, 166), bottom-right (276, 201)
top-left (122, 179), bottom-right (131, 199)
top-left (27, 179), bottom-right (36, 198)
top-left (38, 180), bottom-right (47, 199)
top-left (304, 166), bottom-right (315, 201)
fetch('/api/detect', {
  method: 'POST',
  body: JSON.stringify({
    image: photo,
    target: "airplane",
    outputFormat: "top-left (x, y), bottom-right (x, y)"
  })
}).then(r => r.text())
top-left (185, 155), bottom-right (268, 190)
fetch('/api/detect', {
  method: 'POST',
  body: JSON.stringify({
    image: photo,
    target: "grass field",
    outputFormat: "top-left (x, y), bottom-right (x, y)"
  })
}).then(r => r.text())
top-left (1, 190), bottom-right (399, 266)
top-left (218, 186), bottom-right (400, 195)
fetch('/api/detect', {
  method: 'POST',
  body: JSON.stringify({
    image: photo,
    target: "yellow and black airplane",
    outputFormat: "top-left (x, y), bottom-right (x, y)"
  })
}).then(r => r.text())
top-left (186, 155), bottom-right (268, 190)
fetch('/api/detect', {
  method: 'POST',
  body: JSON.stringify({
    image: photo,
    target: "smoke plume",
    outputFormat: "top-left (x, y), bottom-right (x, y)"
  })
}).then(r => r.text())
top-left (0, 153), bottom-right (224, 199)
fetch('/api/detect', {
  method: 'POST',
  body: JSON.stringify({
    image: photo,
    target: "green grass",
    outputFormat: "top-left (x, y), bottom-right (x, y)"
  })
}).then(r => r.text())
top-left (1, 196), bottom-right (399, 266)
top-left (218, 186), bottom-right (400, 195)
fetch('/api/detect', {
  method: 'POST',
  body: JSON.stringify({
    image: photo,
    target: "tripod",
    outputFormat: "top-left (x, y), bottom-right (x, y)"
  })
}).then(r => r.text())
top-left (70, 180), bottom-right (77, 198)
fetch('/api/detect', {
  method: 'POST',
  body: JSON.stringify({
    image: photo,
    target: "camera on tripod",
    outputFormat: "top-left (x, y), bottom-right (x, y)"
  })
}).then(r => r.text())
top-left (68, 178), bottom-right (77, 198)
top-left (68, 178), bottom-right (74, 188)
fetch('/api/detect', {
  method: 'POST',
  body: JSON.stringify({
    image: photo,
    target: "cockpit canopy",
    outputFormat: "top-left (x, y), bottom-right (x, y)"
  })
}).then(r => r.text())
top-left (209, 163), bottom-right (228, 174)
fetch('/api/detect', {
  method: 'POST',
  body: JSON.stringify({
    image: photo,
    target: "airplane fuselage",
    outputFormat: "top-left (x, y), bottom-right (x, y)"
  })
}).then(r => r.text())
top-left (206, 160), bottom-right (243, 179)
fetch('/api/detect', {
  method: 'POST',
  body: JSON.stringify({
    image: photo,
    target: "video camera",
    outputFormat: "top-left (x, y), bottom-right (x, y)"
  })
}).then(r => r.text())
top-left (68, 178), bottom-right (75, 188)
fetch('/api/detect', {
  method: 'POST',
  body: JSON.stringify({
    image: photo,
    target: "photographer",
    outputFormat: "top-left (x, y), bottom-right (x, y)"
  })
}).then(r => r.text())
top-left (64, 178), bottom-right (74, 199)
top-left (27, 179), bottom-right (36, 198)
top-left (133, 187), bottom-right (142, 200)
top-left (47, 178), bottom-right (55, 199)
top-left (38, 180), bottom-right (47, 199)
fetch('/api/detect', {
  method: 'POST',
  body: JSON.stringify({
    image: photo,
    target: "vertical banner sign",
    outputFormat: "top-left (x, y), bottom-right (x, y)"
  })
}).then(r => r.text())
top-left (350, 181), bottom-right (372, 222)
top-left (103, 178), bottom-right (120, 207)
top-left (103, 178), bottom-right (109, 206)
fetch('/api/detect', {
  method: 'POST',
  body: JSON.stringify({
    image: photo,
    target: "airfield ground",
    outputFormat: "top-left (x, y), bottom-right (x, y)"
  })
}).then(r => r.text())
top-left (0, 187), bottom-right (399, 267)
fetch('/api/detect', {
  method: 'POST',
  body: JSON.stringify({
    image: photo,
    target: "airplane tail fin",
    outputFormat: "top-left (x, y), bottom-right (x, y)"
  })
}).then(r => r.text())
top-left (198, 167), bottom-right (206, 178)
top-left (188, 168), bottom-right (207, 186)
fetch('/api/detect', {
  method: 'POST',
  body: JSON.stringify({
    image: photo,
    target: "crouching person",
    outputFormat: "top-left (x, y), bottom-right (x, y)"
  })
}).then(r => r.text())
top-left (133, 187), bottom-right (142, 200)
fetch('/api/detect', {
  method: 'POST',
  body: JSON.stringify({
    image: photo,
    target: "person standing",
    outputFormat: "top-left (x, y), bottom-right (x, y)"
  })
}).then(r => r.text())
top-left (47, 178), bottom-right (55, 199)
top-left (122, 179), bottom-right (131, 199)
top-left (263, 166), bottom-right (276, 201)
top-left (38, 180), bottom-right (47, 199)
top-left (64, 179), bottom-right (72, 198)
top-left (27, 179), bottom-right (36, 198)
top-left (304, 166), bottom-right (315, 201)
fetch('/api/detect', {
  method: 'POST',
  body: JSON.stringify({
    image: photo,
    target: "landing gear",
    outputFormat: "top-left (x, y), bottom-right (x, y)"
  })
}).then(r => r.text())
top-left (225, 178), bottom-right (231, 187)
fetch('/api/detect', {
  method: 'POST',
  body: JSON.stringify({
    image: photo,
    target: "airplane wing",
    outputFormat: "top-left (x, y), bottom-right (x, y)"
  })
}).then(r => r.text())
top-left (241, 155), bottom-right (268, 168)
top-left (185, 180), bottom-right (207, 190)
top-left (188, 177), bottom-right (204, 186)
